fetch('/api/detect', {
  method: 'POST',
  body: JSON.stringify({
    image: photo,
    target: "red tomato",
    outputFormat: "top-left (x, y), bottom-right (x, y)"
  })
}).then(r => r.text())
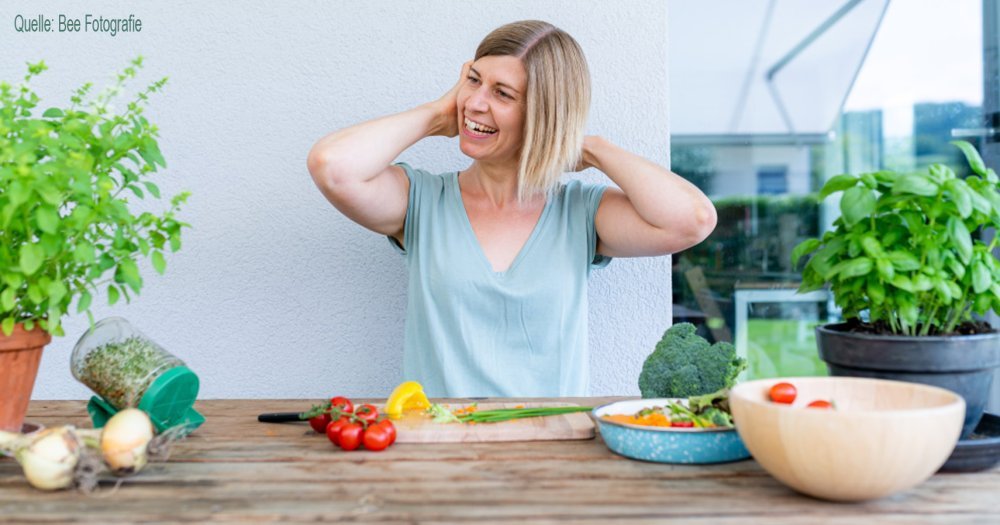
top-left (807, 400), bottom-right (834, 409)
top-left (330, 396), bottom-right (354, 414)
top-left (671, 420), bottom-right (694, 428)
top-left (769, 382), bottom-right (797, 404)
top-left (308, 413), bottom-right (331, 434)
top-left (354, 404), bottom-right (379, 424)
top-left (377, 420), bottom-right (397, 445)
top-left (363, 424), bottom-right (393, 451)
top-left (325, 417), bottom-right (351, 446)
top-left (338, 423), bottom-right (364, 451)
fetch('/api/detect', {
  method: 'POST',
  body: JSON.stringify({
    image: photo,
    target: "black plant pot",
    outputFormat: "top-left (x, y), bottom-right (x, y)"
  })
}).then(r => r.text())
top-left (816, 323), bottom-right (1000, 439)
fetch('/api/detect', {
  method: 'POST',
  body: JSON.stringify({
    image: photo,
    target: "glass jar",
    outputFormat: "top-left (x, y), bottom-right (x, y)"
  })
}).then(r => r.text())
top-left (70, 317), bottom-right (186, 410)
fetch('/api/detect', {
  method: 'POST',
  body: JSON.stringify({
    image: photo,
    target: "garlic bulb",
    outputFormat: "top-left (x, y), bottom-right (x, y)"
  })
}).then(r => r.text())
top-left (100, 408), bottom-right (154, 475)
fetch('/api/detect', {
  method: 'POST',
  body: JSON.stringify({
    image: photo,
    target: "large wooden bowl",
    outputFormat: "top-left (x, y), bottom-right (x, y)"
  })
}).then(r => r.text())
top-left (730, 376), bottom-right (964, 502)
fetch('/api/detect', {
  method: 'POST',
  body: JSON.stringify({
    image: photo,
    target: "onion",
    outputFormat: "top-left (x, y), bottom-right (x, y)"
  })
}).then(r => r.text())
top-left (100, 408), bottom-right (154, 475)
top-left (12, 427), bottom-right (81, 491)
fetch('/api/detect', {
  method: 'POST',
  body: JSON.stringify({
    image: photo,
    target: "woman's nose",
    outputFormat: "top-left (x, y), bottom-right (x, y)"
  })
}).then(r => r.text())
top-left (466, 87), bottom-right (489, 112)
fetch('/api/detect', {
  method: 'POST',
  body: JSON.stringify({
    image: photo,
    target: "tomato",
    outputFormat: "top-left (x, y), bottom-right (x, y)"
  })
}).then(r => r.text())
top-left (338, 423), bottom-right (364, 451)
top-left (308, 413), bottom-right (331, 434)
top-left (363, 424), bottom-right (393, 451)
top-left (330, 396), bottom-right (354, 415)
top-left (807, 400), bottom-right (834, 409)
top-left (354, 404), bottom-right (379, 424)
top-left (769, 382), bottom-right (797, 404)
top-left (377, 420), bottom-right (397, 445)
top-left (671, 420), bottom-right (694, 428)
top-left (325, 416), bottom-right (351, 446)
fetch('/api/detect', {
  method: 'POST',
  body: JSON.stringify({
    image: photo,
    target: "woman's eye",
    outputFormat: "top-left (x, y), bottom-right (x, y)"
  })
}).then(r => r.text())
top-left (496, 89), bottom-right (513, 100)
top-left (467, 76), bottom-right (480, 84)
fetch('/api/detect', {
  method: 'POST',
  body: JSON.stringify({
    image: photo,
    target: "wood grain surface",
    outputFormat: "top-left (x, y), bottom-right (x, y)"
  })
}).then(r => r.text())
top-left (1, 398), bottom-right (997, 524)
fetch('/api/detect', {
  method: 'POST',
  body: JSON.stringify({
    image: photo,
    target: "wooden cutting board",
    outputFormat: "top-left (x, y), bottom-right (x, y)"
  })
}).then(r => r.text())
top-left (381, 402), bottom-right (595, 443)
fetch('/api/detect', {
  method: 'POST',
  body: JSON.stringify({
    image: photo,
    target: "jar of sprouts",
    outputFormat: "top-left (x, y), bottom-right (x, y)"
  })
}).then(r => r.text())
top-left (70, 317), bottom-right (186, 410)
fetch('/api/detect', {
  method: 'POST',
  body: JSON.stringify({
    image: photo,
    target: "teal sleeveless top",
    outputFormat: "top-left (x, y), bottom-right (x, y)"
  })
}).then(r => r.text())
top-left (389, 163), bottom-right (611, 397)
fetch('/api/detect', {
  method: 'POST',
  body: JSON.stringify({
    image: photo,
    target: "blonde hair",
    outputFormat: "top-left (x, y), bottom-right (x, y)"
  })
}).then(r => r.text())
top-left (475, 20), bottom-right (591, 202)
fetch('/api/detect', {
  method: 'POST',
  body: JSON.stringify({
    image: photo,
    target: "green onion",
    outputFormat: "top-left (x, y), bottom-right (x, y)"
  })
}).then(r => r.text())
top-left (458, 406), bottom-right (592, 423)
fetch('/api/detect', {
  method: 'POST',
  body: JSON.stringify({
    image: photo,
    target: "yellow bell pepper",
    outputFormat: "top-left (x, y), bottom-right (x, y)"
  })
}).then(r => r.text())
top-left (385, 381), bottom-right (430, 420)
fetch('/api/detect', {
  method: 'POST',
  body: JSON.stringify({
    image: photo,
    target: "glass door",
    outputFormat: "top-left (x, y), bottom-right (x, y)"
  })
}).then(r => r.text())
top-left (668, 0), bottom-right (994, 383)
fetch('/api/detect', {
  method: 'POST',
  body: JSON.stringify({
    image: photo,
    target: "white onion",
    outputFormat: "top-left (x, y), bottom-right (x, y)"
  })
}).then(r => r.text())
top-left (100, 408), bottom-right (154, 475)
top-left (13, 427), bottom-right (81, 491)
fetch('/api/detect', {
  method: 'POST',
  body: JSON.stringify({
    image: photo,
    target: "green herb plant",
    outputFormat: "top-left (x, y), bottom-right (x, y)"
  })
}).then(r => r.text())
top-left (0, 58), bottom-right (190, 337)
top-left (792, 141), bottom-right (1000, 336)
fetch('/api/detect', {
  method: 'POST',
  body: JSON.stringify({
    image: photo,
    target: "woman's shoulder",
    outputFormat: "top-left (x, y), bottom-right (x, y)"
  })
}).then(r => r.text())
top-left (394, 162), bottom-right (456, 187)
top-left (557, 178), bottom-right (608, 203)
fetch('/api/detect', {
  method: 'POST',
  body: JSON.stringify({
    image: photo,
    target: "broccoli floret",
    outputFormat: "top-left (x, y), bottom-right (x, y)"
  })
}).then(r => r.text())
top-left (700, 407), bottom-right (734, 428)
top-left (638, 323), bottom-right (747, 398)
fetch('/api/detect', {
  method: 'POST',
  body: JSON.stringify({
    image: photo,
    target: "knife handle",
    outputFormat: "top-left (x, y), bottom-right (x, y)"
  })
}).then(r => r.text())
top-left (257, 412), bottom-right (304, 423)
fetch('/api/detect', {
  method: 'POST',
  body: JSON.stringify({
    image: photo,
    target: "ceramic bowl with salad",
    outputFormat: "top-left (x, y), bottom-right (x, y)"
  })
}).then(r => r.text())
top-left (593, 393), bottom-right (751, 464)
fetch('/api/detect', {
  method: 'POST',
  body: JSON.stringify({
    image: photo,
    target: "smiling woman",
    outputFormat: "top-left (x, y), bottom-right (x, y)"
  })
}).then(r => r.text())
top-left (307, 20), bottom-right (716, 397)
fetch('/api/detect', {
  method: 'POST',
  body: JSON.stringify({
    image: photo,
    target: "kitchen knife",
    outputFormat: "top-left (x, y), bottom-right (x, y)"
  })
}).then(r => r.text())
top-left (257, 412), bottom-right (304, 423)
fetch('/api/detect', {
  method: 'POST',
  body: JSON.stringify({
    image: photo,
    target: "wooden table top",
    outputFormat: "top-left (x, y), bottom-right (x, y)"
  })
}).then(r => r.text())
top-left (2, 398), bottom-right (998, 524)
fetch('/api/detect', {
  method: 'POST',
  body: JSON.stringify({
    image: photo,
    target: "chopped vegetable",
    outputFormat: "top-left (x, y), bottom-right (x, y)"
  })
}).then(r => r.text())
top-left (457, 406), bottom-right (592, 423)
top-left (426, 403), bottom-right (462, 423)
top-left (639, 323), bottom-right (747, 399)
top-left (385, 381), bottom-right (430, 420)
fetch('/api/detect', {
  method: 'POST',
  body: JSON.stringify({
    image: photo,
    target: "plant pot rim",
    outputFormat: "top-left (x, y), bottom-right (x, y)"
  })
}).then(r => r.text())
top-left (818, 322), bottom-right (999, 343)
top-left (0, 323), bottom-right (52, 351)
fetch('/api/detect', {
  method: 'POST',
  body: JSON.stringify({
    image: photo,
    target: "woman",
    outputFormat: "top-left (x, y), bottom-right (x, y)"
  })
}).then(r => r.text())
top-left (307, 20), bottom-right (716, 397)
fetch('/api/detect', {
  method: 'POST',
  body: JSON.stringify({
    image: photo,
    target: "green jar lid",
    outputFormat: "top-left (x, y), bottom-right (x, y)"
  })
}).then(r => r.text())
top-left (138, 366), bottom-right (201, 432)
top-left (86, 366), bottom-right (204, 434)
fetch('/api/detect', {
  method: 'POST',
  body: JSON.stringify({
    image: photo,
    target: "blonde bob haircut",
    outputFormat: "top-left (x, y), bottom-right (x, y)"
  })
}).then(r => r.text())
top-left (474, 20), bottom-right (591, 202)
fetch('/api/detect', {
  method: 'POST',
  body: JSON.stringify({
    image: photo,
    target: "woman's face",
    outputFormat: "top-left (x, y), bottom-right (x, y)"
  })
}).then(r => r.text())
top-left (456, 55), bottom-right (527, 167)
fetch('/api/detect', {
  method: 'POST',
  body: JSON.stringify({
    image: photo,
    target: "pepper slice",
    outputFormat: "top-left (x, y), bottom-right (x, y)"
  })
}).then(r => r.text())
top-left (385, 381), bottom-right (430, 420)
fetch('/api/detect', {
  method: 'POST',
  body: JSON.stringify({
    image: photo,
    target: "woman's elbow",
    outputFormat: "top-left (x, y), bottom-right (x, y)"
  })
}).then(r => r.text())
top-left (674, 201), bottom-right (717, 251)
top-left (307, 145), bottom-right (345, 188)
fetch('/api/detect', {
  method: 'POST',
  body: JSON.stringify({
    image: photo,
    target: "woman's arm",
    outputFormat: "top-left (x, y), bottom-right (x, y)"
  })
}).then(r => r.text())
top-left (307, 62), bottom-right (470, 241)
top-left (583, 136), bottom-right (717, 257)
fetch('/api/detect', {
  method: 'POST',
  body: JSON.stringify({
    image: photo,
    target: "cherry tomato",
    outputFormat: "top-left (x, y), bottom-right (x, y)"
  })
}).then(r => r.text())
top-left (807, 400), bottom-right (834, 409)
top-left (325, 416), bottom-right (351, 446)
top-left (308, 413), bottom-right (331, 434)
top-left (363, 424), bottom-right (393, 451)
top-left (330, 396), bottom-right (354, 415)
top-left (377, 420), bottom-right (397, 445)
top-left (338, 423), bottom-right (364, 451)
top-left (354, 404), bottom-right (379, 424)
top-left (769, 382), bottom-right (797, 404)
top-left (671, 420), bottom-right (694, 428)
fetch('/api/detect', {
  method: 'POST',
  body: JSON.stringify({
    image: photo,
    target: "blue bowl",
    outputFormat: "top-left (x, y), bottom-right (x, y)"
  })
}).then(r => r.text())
top-left (593, 398), bottom-right (751, 464)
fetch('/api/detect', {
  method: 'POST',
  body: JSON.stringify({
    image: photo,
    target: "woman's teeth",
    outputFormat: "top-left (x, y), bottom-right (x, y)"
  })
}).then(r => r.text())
top-left (464, 118), bottom-right (497, 134)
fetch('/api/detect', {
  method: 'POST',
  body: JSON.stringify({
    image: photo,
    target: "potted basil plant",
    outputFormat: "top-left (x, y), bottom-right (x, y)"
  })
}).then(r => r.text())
top-left (0, 58), bottom-right (190, 432)
top-left (792, 141), bottom-right (1000, 439)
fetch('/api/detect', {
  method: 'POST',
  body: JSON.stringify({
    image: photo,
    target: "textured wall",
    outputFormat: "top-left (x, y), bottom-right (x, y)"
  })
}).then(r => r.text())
top-left (3, 0), bottom-right (671, 399)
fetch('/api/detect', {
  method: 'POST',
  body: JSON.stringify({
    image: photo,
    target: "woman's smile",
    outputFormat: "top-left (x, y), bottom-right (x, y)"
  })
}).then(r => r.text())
top-left (463, 117), bottom-right (498, 139)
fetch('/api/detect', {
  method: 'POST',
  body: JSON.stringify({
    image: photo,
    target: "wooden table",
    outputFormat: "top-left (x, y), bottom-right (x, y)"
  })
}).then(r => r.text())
top-left (2, 399), bottom-right (998, 524)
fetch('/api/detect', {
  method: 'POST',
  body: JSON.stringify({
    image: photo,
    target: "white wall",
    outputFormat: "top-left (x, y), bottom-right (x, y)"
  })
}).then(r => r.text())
top-left (4, 1), bottom-right (671, 400)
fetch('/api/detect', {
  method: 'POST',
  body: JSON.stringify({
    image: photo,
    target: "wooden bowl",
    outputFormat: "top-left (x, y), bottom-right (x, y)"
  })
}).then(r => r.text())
top-left (730, 376), bottom-right (965, 502)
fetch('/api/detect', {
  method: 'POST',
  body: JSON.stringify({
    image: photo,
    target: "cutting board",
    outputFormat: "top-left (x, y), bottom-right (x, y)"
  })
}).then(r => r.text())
top-left (382, 402), bottom-right (595, 443)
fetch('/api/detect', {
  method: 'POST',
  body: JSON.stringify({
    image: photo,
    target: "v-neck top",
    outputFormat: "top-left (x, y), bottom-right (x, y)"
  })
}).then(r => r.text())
top-left (388, 163), bottom-right (612, 397)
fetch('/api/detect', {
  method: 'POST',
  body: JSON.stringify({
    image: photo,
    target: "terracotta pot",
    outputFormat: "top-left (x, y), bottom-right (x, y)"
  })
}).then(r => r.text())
top-left (0, 324), bottom-right (52, 432)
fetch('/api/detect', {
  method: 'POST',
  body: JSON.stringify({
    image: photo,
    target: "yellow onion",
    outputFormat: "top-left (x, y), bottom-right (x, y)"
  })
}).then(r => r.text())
top-left (13, 427), bottom-right (81, 491)
top-left (100, 408), bottom-right (154, 475)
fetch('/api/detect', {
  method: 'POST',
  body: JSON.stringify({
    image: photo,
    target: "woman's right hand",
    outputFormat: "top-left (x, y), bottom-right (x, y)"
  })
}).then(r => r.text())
top-left (427, 60), bottom-right (473, 137)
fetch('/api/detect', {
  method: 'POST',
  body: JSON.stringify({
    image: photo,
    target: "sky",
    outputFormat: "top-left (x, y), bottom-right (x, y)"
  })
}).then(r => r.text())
top-left (843, 0), bottom-right (983, 136)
